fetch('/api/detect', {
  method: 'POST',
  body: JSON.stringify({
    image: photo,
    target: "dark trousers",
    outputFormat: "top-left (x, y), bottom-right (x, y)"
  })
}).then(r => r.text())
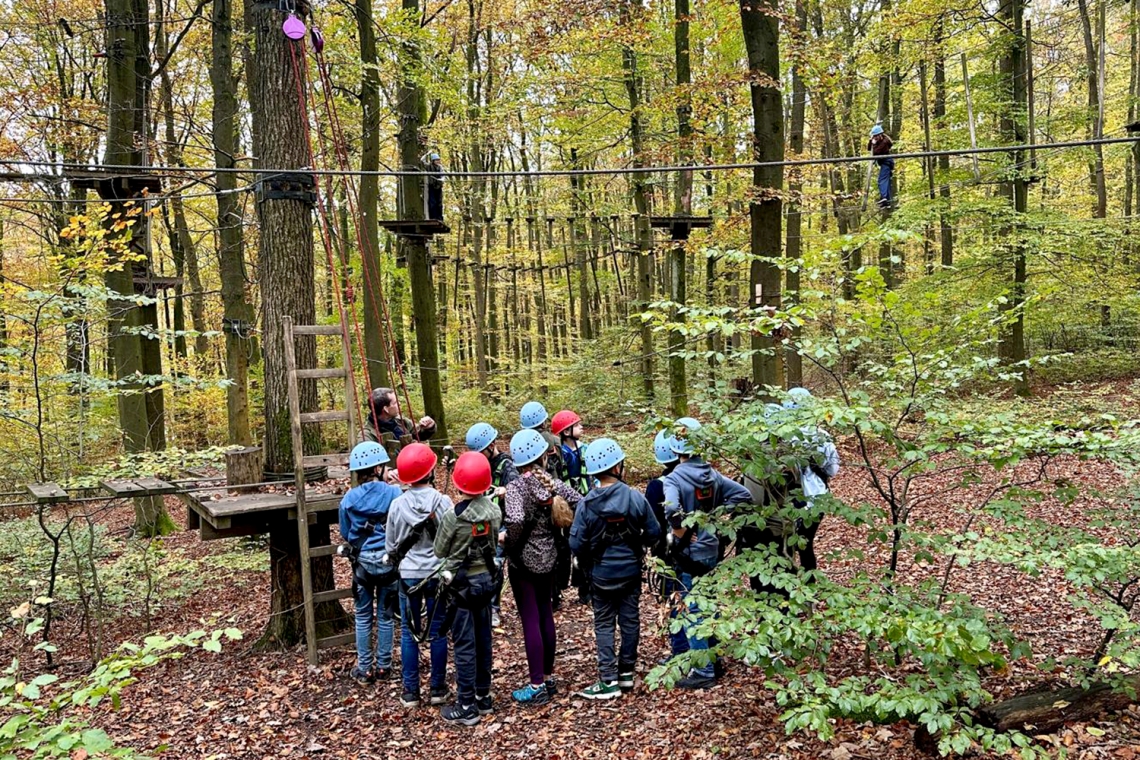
top-left (796, 513), bottom-right (823, 573)
top-left (427, 186), bottom-right (443, 220)
top-left (451, 574), bottom-right (495, 704)
top-left (592, 581), bottom-right (641, 681)
top-left (510, 566), bottom-right (557, 684)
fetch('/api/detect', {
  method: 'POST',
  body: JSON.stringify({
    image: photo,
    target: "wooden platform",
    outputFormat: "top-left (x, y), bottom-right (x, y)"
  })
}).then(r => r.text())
top-left (379, 219), bottom-right (450, 237)
top-left (649, 215), bottom-right (714, 240)
top-left (101, 478), bottom-right (179, 498)
top-left (182, 486), bottom-right (343, 540)
top-left (26, 483), bottom-right (69, 504)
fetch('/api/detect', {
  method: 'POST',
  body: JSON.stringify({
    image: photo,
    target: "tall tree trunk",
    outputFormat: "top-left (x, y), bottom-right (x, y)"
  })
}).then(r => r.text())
top-left (622, 1), bottom-right (655, 400)
top-left (741, 0), bottom-right (784, 391)
top-left (784, 0), bottom-right (806, 388)
top-left (356, 0), bottom-right (390, 390)
top-left (997, 0), bottom-right (1030, 397)
top-left (212, 0), bottom-right (252, 445)
top-left (398, 0), bottom-right (448, 442)
top-left (667, 0), bottom-right (692, 416)
top-left (571, 150), bottom-right (593, 342)
top-left (932, 18), bottom-right (954, 267)
top-left (1077, 0), bottom-right (1108, 218)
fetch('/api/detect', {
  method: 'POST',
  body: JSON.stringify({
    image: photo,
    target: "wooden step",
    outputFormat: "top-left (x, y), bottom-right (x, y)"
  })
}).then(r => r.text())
top-left (26, 483), bottom-right (69, 504)
top-left (316, 632), bottom-right (355, 650)
top-left (294, 367), bottom-right (346, 380)
top-left (302, 454), bottom-right (347, 468)
top-left (292, 324), bottom-right (343, 336)
top-left (308, 544), bottom-right (341, 558)
top-left (300, 410), bottom-right (349, 424)
top-left (312, 588), bottom-right (353, 604)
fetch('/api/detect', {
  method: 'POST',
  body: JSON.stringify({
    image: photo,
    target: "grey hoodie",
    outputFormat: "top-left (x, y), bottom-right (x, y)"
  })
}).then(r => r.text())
top-left (386, 486), bottom-right (450, 579)
top-left (663, 458), bottom-right (752, 567)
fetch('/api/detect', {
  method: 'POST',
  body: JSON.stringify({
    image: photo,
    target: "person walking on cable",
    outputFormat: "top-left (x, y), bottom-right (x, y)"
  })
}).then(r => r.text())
top-left (570, 438), bottom-right (660, 699)
top-left (868, 124), bottom-right (895, 209)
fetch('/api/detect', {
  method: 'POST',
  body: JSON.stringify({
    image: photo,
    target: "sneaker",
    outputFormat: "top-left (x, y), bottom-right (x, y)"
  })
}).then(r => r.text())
top-left (618, 672), bottom-right (635, 691)
top-left (676, 672), bottom-right (716, 690)
top-left (577, 680), bottom-right (622, 700)
top-left (430, 686), bottom-right (451, 705)
top-left (350, 667), bottom-right (374, 686)
top-left (400, 691), bottom-right (421, 708)
top-left (544, 677), bottom-right (557, 696)
top-left (440, 702), bottom-right (481, 726)
top-left (373, 666), bottom-right (392, 682)
top-left (491, 609), bottom-right (502, 628)
top-left (512, 683), bottom-right (550, 706)
top-left (475, 694), bottom-right (494, 715)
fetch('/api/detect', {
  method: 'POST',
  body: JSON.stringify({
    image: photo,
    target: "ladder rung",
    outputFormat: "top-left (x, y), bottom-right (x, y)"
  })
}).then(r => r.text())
top-left (302, 454), bottom-right (347, 468)
top-left (300, 410), bottom-right (349, 424)
top-left (292, 324), bottom-right (343, 336)
top-left (308, 544), bottom-right (341, 558)
top-left (317, 632), bottom-right (355, 650)
top-left (294, 367), bottom-right (346, 380)
top-left (312, 588), bottom-right (353, 604)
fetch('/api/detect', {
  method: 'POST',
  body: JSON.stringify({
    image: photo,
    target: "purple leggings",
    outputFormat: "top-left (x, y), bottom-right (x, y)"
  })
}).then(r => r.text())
top-left (510, 566), bottom-right (556, 685)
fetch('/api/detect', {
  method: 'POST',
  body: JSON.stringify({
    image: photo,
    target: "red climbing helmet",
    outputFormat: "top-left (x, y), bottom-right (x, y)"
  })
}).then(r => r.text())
top-left (551, 410), bottom-right (581, 437)
top-left (396, 443), bottom-right (438, 484)
top-left (452, 451), bottom-right (492, 496)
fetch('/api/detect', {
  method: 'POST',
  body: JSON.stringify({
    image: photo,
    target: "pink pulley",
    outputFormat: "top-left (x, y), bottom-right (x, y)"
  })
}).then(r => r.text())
top-left (282, 12), bottom-right (306, 40)
top-left (310, 27), bottom-right (325, 53)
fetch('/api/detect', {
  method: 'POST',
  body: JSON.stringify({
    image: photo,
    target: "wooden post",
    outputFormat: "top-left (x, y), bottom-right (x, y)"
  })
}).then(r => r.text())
top-left (961, 53), bottom-right (981, 179)
top-left (226, 446), bottom-right (264, 486)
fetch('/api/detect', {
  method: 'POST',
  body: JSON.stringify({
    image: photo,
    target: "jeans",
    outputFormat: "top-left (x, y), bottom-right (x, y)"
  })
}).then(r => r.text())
top-left (510, 566), bottom-right (556, 685)
top-left (877, 159), bottom-right (894, 204)
top-left (353, 551), bottom-right (395, 672)
top-left (399, 578), bottom-right (449, 695)
top-left (592, 581), bottom-right (641, 681)
top-left (451, 573), bottom-right (495, 704)
top-left (672, 568), bottom-right (714, 678)
top-left (663, 576), bottom-right (690, 657)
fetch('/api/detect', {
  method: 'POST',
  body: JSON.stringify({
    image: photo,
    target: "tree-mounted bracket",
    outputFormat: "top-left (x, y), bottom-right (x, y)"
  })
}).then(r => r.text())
top-left (255, 171), bottom-right (317, 206)
top-left (222, 318), bottom-right (257, 338)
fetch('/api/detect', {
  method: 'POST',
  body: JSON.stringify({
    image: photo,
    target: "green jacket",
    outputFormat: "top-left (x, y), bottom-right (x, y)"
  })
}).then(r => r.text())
top-left (434, 494), bottom-right (502, 577)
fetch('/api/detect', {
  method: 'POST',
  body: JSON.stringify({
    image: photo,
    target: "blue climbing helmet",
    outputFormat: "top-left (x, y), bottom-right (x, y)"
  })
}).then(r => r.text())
top-left (510, 429), bottom-right (548, 467)
top-left (465, 422), bottom-right (498, 453)
top-left (349, 441), bottom-right (390, 472)
top-left (670, 417), bottom-right (703, 455)
top-left (870, 123), bottom-right (884, 137)
top-left (520, 401), bottom-right (548, 429)
top-left (653, 429), bottom-right (679, 465)
top-left (584, 438), bottom-right (625, 476)
top-left (783, 387), bottom-right (813, 409)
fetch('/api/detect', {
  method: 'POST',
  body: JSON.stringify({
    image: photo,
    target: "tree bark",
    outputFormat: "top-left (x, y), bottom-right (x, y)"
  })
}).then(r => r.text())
top-left (784, 0), bottom-right (806, 388)
top-left (932, 19), bottom-right (954, 267)
top-left (977, 676), bottom-right (1140, 734)
top-left (1077, 0), bottom-right (1107, 218)
top-left (667, 0), bottom-right (692, 416)
top-left (741, 0), bottom-right (784, 392)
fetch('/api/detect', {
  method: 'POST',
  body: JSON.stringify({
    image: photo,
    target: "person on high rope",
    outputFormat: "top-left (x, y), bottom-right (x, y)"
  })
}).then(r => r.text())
top-left (339, 442), bottom-right (402, 686)
top-left (363, 387), bottom-right (437, 455)
top-left (868, 124), bottom-right (895, 209)
top-left (570, 438), bottom-right (660, 700)
top-left (465, 422), bottom-right (519, 628)
top-left (423, 151), bottom-right (445, 221)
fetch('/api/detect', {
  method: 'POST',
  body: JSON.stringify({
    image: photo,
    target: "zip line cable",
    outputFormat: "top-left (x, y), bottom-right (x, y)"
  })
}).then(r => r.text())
top-left (3, 136), bottom-right (1138, 180)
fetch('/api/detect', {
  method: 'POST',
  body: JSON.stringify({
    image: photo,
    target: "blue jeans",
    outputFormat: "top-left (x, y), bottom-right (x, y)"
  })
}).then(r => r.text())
top-left (451, 574), bottom-right (495, 704)
top-left (664, 576), bottom-right (690, 657)
top-left (399, 578), bottom-right (449, 695)
top-left (353, 551), bottom-right (395, 673)
top-left (672, 569), bottom-right (714, 678)
top-left (877, 159), bottom-right (894, 204)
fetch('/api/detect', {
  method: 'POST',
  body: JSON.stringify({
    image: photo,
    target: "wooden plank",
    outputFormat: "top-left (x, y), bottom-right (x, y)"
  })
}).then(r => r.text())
top-left (294, 367), bottom-right (345, 380)
top-left (131, 477), bottom-right (177, 495)
top-left (302, 454), bottom-right (347, 468)
top-left (308, 544), bottom-right (341, 558)
top-left (316, 632), bottom-right (356, 651)
top-left (26, 483), bottom-right (69, 504)
top-left (200, 520), bottom-right (268, 542)
top-left (291, 324), bottom-right (343, 336)
top-left (186, 503), bottom-right (201, 531)
top-left (300, 410), bottom-right (349, 424)
top-left (312, 588), bottom-right (353, 604)
top-left (101, 479), bottom-right (149, 498)
top-left (191, 489), bottom-right (341, 520)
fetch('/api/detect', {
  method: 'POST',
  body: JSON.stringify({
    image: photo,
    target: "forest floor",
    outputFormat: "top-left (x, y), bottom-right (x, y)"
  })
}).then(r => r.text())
top-left (8, 379), bottom-right (1140, 759)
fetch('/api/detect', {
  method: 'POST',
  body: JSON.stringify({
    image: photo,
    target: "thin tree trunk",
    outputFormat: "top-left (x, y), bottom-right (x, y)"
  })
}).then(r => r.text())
top-left (933, 18), bottom-right (954, 267)
top-left (784, 0), bottom-right (806, 388)
top-left (667, 0), bottom-right (692, 416)
top-left (1077, 0), bottom-right (1108, 218)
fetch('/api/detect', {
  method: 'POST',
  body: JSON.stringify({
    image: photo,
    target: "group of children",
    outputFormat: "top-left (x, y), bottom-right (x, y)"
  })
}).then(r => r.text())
top-left (338, 394), bottom-right (840, 725)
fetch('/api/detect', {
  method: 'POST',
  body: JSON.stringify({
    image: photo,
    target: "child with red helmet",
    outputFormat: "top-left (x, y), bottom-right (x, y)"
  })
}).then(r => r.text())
top-left (434, 452), bottom-right (502, 726)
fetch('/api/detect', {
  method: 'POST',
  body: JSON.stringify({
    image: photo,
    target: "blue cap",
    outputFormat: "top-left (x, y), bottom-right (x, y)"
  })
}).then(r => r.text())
top-left (783, 387), bottom-right (813, 409)
top-left (670, 417), bottom-right (703, 455)
top-left (653, 429), bottom-right (679, 465)
top-left (870, 124), bottom-right (884, 137)
top-left (510, 429), bottom-right (548, 467)
top-left (520, 401), bottom-right (548, 429)
top-left (465, 422), bottom-right (498, 453)
top-left (349, 441), bottom-right (390, 472)
top-left (584, 438), bottom-right (625, 476)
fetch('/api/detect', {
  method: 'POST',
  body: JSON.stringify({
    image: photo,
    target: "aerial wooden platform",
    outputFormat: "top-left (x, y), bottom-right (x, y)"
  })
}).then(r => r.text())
top-left (182, 483), bottom-right (345, 541)
top-left (379, 219), bottom-right (450, 237)
top-left (649, 215), bottom-right (713, 240)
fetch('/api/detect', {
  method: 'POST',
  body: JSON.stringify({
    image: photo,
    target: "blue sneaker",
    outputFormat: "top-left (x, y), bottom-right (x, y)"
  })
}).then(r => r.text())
top-left (511, 683), bottom-right (550, 706)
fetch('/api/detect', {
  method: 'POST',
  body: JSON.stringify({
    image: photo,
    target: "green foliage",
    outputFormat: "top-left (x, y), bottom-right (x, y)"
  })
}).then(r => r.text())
top-left (0, 608), bottom-right (241, 759)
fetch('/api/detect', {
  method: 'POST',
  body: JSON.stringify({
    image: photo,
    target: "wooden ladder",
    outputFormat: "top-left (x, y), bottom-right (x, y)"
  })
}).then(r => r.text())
top-left (283, 316), bottom-right (360, 666)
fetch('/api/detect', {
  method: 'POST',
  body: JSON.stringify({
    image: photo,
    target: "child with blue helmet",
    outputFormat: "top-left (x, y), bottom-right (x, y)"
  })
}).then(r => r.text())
top-left (339, 441), bottom-right (403, 686)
